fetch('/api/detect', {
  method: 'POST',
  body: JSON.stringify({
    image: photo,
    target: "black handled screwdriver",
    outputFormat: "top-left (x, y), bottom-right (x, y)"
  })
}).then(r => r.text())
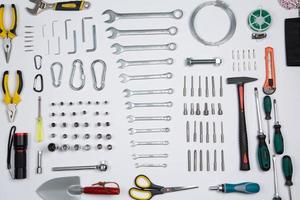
top-left (254, 88), bottom-right (271, 171)
top-left (282, 155), bottom-right (293, 200)
top-left (273, 99), bottom-right (284, 154)
top-left (263, 96), bottom-right (272, 144)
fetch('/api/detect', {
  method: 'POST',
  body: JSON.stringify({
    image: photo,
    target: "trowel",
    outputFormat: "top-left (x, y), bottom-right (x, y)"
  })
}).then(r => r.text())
top-left (36, 176), bottom-right (120, 200)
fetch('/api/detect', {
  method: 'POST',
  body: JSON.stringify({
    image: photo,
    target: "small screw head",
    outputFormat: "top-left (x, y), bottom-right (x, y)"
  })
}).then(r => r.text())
top-left (74, 122), bottom-right (79, 128)
top-left (51, 102), bottom-right (56, 106)
top-left (84, 122), bottom-right (89, 127)
top-left (214, 57), bottom-right (222, 66)
top-left (69, 102), bottom-right (73, 106)
top-left (96, 133), bottom-right (102, 139)
top-left (106, 144), bottom-right (112, 150)
top-left (50, 133), bottom-right (56, 138)
top-left (105, 134), bottom-right (112, 140)
top-left (50, 123), bottom-right (56, 128)
top-left (51, 113), bottom-right (56, 117)
top-left (84, 133), bottom-right (90, 139)
top-left (61, 112), bottom-right (65, 116)
top-left (48, 143), bottom-right (57, 152)
top-left (62, 134), bottom-right (68, 139)
top-left (96, 122), bottom-right (102, 127)
top-left (97, 144), bottom-right (103, 150)
top-left (95, 111), bottom-right (100, 116)
top-left (72, 112), bottom-right (77, 116)
top-left (82, 110), bottom-right (87, 115)
top-left (73, 134), bottom-right (79, 139)
top-left (105, 122), bottom-right (110, 127)
top-left (60, 102), bottom-right (64, 106)
top-left (73, 144), bottom-right (80, 151)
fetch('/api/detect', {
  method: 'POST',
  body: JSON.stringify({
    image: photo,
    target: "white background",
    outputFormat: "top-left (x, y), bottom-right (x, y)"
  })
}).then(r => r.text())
top-left (0, 0), bottom-right (299, 200)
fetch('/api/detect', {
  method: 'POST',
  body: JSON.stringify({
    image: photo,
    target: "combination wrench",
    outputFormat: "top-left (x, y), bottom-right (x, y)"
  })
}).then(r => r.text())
top-left (130, 140), bottom-right (169, 147)
top-left (132, 154), bottom-right (169, 160)
top-left (111, 43), bottom-right (176, 54)
top-left (125, 101), bottom-right (173, 109)
top-left (106, 27), bottom-right (178, 39)
top-left (117, 58), bottom-right (173, 69)
top-left (123, 88), bottom-right (174, 97)
top-left (119, 72), bottom-right (173, 83)
top-left (127, 115), bottom-right (172, 123)
top-left (129, 128), bottom-right (170, 135)
top-left (103, 9), bottom-right (183, 23)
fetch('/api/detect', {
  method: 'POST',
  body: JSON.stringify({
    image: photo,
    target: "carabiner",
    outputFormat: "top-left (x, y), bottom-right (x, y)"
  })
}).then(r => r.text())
top-left (34, 55), bottom-right (42, 70)
top-left (51, 62), bottom-right (63, 88)
top-left (70, 59), bottom-right (85, 91)
top-left (91, 59), bottom-right (107, 91)
top-left (33, 74), bottom-right (44, 93)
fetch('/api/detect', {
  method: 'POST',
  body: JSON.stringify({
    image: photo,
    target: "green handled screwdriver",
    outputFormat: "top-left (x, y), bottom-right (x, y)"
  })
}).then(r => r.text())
top-left (282, 155), bottom-right (293, 200)
top-left (263, 96), bottom-right (272, 144)
top-left (273, 99), bottom-right (284, 154)
top-left (209, 182), bottom-right (260, 194)
top-left (254, 88), bottom-right (271, 171)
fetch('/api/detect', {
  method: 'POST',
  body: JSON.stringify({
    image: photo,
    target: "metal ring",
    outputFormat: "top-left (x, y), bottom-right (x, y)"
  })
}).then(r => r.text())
top-left (190, 0), bottom-right (237, 46)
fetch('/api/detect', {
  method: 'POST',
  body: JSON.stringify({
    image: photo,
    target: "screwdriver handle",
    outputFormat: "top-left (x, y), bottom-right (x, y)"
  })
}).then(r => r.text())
top-left (54, 1), bottom-right (88, 11)
top-left (257, 134), bottom-right (271, 171)
top-left (224, 182), bottom-right (260, 194)
top-left (274, 124), bottom-right (284, 154)
top-left (263, 96), bottom-right (272, 120)
top-left (282, 155), bottom-right (293, 186)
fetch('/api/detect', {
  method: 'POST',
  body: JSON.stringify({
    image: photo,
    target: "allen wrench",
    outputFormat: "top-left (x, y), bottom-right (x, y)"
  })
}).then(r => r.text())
top-left (86, 25), bottom-right (97, 52)
top-left (68, 31), bottom-right (77, 54)
top-left (82, 17), bottom-right (93, 42)
top-left (64, 19), bottom-right (71, 39)
top-left (54, 37), bottom-right (61, 55)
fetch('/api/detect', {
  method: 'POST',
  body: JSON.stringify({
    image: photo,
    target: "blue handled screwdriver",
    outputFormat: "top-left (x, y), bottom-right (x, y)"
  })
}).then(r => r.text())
top-left (209, 182), bottom-right (260, 194)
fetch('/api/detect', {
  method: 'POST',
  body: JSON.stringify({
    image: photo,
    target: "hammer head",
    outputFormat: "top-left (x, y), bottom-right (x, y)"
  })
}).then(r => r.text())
top-left (227, 77), bottom-right (257, 85)
top-left (26, 0), bottom-right (43, 15)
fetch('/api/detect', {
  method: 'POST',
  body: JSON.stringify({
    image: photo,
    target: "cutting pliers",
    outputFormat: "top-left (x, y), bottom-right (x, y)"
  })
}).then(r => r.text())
top-left (2, 70), bottom-right (23, 122)
top-left (0, 4), bottom-right (17, 63)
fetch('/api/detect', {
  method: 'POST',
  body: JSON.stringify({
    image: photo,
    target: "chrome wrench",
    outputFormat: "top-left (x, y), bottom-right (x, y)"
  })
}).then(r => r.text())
top-left (132, 154), bottom-right (169, 160)
top-left (119, 72), bottom-right (172, 83)
top-left (127, 115), bottom-right (171, 123)
top-left (106, 27), bottom-right (178, 39)
top-left (129, 128), bottom-right (170, 135)
top-left (117, 58), bottom-right (173, 69)
top-left (123, 88), bottom-right (174, 97)
top-left (103, 9), bottom-right (183, 23)
top-left (111, 43), bottom-right (176, 54)
top-left (125, 101), bottom-right (173, 109)
top-left (130, 140), bottom-right (169, 147)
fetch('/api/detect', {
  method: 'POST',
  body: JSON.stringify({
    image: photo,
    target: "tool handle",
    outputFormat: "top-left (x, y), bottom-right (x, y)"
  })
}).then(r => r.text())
top-left (8, 4), bottom-right (17, 39)
top-left (237, 85), bottom-right (250, 171)
top-left (257, 135), bottom-right (271, 171)
top-left (12, 70), bottom-right (23, 104)
top-left (282, 155), bottom-right (293, 186)
top-left (36, 118), bottom-right (43, 143)
top-left (274, 124), bottom-right (284, 154)
top-left (83, 187), bottom-right (120, 195)
top-left (263, 96), bottom-right (272, 120)
top-left (0, 4), bottom-right (5, 38)
top-left (54, 1), bottom-right (87, 11)
top-left (2, 71), bottom-right (10, 104)
top-left (224, 182), bottom-right (260, 194)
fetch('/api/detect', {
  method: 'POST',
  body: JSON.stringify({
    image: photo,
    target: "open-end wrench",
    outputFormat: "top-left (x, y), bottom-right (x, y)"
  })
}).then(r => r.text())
top-left (129, 128), bottom-right (170, 135)
top-left (130, 140), bottom-right (169, 147)
top-left (111, 43), bottom-right (176, 55)
top-left (125, 101), bottom-right (173, 109)
top-left (102, 9), bottom-right (183, 23)
top-left (123, 88), bottom-right (174, 97)
top-left (127, 115), bottom-right (171, 123)
top-left (106, 27), bottom-right (178, 39)
top-left (132, 154), bottom-right (169, 160)
top-left (135, 163), bottom-right (168, 168)
top-left (119, 72), bottom-right (173, 83)
top-left (117, 58), bottom-right (173, 69)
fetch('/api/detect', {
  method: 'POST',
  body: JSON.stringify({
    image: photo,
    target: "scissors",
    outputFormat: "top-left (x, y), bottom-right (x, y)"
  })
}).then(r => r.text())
top-left (129, 175), bottom-right (199, 200)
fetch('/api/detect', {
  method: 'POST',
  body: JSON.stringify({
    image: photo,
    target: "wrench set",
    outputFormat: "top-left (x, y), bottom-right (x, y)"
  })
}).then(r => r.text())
top-left (2, 1), bottom-right (298, 200)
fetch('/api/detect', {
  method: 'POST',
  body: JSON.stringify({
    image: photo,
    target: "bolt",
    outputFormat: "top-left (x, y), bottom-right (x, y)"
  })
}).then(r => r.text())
top-left (183, 103), bottom-right (188, 115)
top-left (211, 103), bottom-right (215, 115)
top-left (196, 103), bottom-right (201, 115)
top-left (218, 103), bottom-right (223, 115)
top-left (186, 57), bottom-right (222, 67)
top-left (190, 103), bottom-right (194, 115)
top-left (204, 103), bottom-right (209, 116)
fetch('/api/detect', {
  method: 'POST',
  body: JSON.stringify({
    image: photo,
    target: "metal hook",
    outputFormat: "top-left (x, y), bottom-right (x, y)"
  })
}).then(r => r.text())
top-left (51, 62), bottom-right (63, 87)
top-left (91, 59), bottom-right (107, 91)
top-left (33, 74), bottom-right (43, 92)
top-left (70, 59), bottom-right (85, 91)
top-left (34, 55), bottom-right (42, 70)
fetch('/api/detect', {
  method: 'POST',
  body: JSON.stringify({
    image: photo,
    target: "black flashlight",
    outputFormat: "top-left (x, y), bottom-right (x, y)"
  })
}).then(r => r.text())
top-left (7, 126), bottom-right (28, 179)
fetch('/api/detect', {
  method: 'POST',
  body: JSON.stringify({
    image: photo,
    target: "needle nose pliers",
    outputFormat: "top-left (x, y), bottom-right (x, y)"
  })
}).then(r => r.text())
top-left (2, 70), bottom-right (23, 122)
top-left (0, 4), bottom-right (17, 63)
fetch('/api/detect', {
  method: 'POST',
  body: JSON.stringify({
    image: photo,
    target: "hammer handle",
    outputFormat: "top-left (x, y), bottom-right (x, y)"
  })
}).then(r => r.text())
top-left (237, 85), bottom-right (250, 171)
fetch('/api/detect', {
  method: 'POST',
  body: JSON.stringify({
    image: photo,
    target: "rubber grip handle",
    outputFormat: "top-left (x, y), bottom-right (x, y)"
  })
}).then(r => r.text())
top-left (237, 85), bottom-right (250, 171)
top-left (274, 124), bottom-right (284, 154)
top-left (14, 150), bottom-right (26, 179)
top-left (83, 187), bottom-right (120, 195)
top-left (224, 182), bottom-right (260, 194)
top-left (257, 135), bottom-right (271, 171)
top-left (9, 4), bottom-right (17, 38)
top-left (54, 1), bottom-right (85, 11)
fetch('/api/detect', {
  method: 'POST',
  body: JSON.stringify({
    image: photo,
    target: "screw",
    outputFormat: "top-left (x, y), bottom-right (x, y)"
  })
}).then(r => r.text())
top-left (183, 103), bottom-right (188, 115)
top-left (60, 102), bottom-right (64, 106)
top-left (206, 122), bottom-right (209, 143)
top-left (218, 103), bottom-right (223, 115)
top-left (78, 101), bottom-right (83, 105)
top-left (51, 102), bottom-right (56, 106)
top-left (191, 76), bottom-right (194, 97)
top-left (199, 121), bottom-right (203, 143)
top-left (205, 76), bottom-right (209, 97)
top-left (83, 144), bottom-right (91, 151)
top-left (82, 110), bottom-right (87, 115)
top-left (212, 76), bottom-right (215, 97)
top-left (186, 57), bottom-right (222, 67)
top-left (207, 150), bottom-right (210, 171)
top-left (199, 150), bottom-right (203, 171)
top-left (221, 121), bottom-right (224, 143)
top-left (95, 101), bottom-right (100, 105)
top-left (198, 76), bottom-right (202, 97)
top-left (220, 76), bottom-right (223, 97)
top-left (183, 76), bottom-right (187, 97)
top-left (196, 103), bottom-right (201, 115)
top-left (211, 103), bottom-right (215, 115)
top-left (61, 112), bottom-right (65, 116)
top-left (69, 102), bottom-right (73, 106)
top-left (95, 111), bottom-right (100, 116)
top-left (48, 143), bottom-right (57, 152)
top-left (36, 150), bottom-right (43, 174)
top-left (190, 103), bottom-right (194, 115)
top-left (187, 150), bottom-right (191, 172)
top-left (214, 149), bottom-right (217, 171)
top-left (204, 103), bottom-right (209, 116)
top-left (186, 121), bottom-right (190, 143)
top-left (221, 150), bottom-right (225, 171)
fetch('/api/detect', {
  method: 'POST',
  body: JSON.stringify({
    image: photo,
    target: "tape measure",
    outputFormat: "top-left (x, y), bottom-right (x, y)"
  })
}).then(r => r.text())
top-left (248, 9), bottom-right (272, 32)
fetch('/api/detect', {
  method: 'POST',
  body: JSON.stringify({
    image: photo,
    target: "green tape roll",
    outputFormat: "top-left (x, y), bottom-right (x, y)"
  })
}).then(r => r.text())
top-left (248, 9), bottom-right (272, 32)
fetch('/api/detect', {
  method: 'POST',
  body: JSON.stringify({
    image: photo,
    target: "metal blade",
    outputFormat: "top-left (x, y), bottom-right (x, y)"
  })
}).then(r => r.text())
top-left (36, 176), bottom-right (81, 200)
top-left (227, 77), bottom-right (257, 85)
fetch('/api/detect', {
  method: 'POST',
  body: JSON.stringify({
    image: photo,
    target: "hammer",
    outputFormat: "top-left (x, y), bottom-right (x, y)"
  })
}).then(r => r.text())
top-left (227, 77), bottom-right (257, 171)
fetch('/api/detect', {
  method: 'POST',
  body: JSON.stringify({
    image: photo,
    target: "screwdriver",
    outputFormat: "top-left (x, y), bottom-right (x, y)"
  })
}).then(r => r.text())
top-left (36, 96), bottom-right (44, 143)
top-left (254, 88), bottom-right (271, 171)
top-left (209, 182), bottom-right (260, 194)
top-left (272, 155), bottom-right (282, 200)
top-left (273, 99), bottom-right (284, 154)
top-left (263, 95), bottom-right (272, 144)
top-left (282, 155), bottom-right (293, 200)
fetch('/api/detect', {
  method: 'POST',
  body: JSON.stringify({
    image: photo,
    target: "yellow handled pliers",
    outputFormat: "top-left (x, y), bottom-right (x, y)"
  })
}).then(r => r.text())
top-left (2, 70), bottom-right (23, 122)
top-left (0, 4), bottom-right (17, 63)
